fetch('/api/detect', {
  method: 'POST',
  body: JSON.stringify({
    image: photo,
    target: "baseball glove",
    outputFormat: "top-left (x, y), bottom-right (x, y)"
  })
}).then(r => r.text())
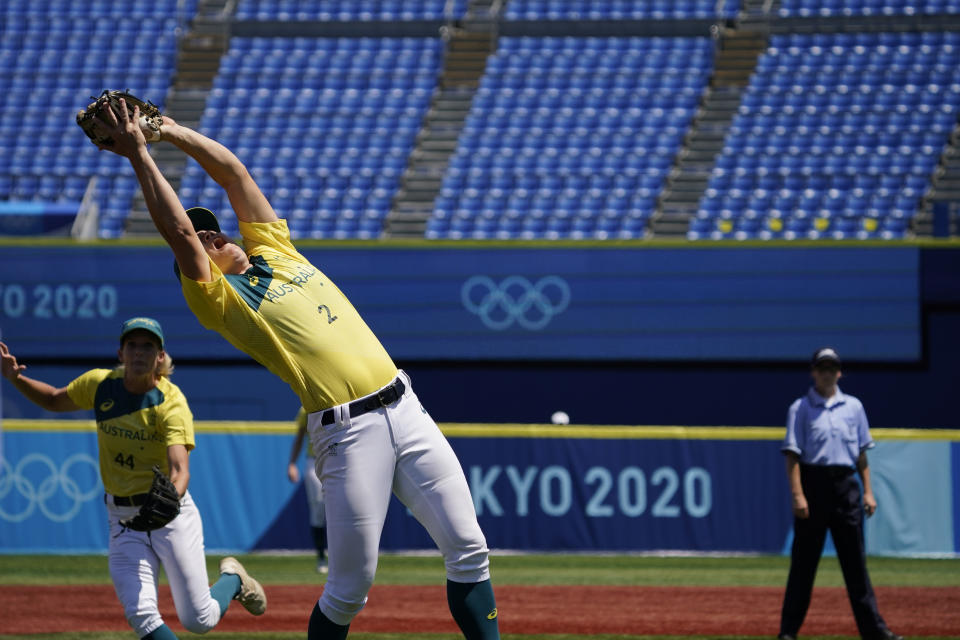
top-left (120, 466), bottom-right (181, 532)
top-left (76, 89), bottom-right (163, 147)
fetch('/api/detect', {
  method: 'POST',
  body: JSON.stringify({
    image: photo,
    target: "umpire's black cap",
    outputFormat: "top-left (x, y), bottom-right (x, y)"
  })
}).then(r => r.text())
top-left (174, 207), bottom-right (220, 280)
top-left (811, 347), bottom-right (841, 368)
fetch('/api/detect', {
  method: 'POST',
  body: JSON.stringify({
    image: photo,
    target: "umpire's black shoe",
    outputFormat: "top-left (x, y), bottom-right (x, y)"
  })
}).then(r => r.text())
top-left (877, 631), bottom-right (904, 640)
top-left (777, 634), bottom-right (797, 640)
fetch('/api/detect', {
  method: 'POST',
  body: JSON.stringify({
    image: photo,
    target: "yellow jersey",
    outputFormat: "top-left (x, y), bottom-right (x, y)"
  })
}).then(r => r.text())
top-left (66, 368), bottom-right (195, 496)
top-left (180, 219), bottom-right (397, 413)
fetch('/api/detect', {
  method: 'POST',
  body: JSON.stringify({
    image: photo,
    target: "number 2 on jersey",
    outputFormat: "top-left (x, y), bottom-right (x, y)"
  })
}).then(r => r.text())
top-left (318, 304), bottom-right (338, 324)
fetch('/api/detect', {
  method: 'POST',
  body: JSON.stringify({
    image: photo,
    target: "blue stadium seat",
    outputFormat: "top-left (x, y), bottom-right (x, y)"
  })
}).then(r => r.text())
top-left (701, 30), bottom-right (952, 241)
top-left (427, 35), bottom-right (713, 240)
top-left (235, 0), bottom-right (466, 21)
top-left (197, 36), bottom-right (445, 238)
top-left (0, 3), bottom-right (192, 236)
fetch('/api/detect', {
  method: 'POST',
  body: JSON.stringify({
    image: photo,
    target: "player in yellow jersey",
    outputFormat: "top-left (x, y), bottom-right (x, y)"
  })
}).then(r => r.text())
top-left (0, 318), bottom-right (266, 640)
top-left (93, 99), bottom-right (500, 640)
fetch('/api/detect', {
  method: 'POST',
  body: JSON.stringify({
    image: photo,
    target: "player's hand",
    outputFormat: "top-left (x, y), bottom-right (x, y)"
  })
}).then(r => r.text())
top-left (157, 113), bottom-right (178, 132)
top-left (791, 493), bottom-right (809, 519)
top-left (0, 342), bottom-right (27, 382)
top-left (96, 99), bottom-right (147, 157)
top-left (287, 462), bottom-right (300, 484)
top-left (863, 492), bottom-right (877, 517)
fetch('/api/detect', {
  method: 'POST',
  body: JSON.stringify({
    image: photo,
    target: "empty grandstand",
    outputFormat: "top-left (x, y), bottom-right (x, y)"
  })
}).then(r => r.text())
top-left (1, 0), bottom-right (959, 240)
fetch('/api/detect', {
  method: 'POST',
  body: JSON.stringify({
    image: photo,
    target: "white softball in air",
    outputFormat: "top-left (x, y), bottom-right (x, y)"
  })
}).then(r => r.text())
top-left (551, 411), bottom-right (570, 425)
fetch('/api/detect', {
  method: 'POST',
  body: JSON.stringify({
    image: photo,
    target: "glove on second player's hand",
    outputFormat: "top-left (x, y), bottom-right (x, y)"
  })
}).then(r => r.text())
top-left (121, 466), bottom-right (181, 532)
top-left (76, 89), bottom-right (163, 147)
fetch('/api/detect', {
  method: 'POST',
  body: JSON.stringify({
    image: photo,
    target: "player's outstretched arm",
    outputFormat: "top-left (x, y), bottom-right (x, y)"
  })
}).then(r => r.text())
top-left (159, 120), bottom-right (278, 225)
top-left (96, 101), bottom-right (211, 282)
top-left (166, 444), bottom-right (190, 497)
top-left (0, 342), bottom-right (80, 412)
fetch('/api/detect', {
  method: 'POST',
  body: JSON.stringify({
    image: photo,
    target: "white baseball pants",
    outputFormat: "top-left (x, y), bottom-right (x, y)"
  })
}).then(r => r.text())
top-left (106, 491), bottom-right (222, 637)
top-left (308, 370), bottom-right (490, 626)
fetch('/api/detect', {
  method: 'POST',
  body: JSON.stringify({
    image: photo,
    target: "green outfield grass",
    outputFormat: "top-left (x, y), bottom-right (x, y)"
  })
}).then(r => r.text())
top-left (2, 554), bottom-right (958, 640)
top-left (2, 552), bottom-right (959, 588)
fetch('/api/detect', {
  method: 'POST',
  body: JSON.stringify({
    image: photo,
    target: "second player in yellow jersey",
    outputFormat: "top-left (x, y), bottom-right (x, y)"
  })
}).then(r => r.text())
top-left (1, 317), bottom-right (266, 639)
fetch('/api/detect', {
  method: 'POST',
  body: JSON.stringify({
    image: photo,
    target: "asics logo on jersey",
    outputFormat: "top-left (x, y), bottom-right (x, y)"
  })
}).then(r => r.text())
top-left (487, 608), bottom-right (498, 620)
top-left (0, 452), bottom-right (101, 523)
top-left (99, 399), bottom-right (115, 411)
top-left (461, 275), bottom-right (571, 330)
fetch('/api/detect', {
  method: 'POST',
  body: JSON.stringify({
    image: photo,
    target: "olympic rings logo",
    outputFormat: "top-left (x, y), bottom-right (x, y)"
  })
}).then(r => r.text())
top-left (461, 275), bottom-right (571, 330)
top-left (0, 453), bottom-right (102, 523)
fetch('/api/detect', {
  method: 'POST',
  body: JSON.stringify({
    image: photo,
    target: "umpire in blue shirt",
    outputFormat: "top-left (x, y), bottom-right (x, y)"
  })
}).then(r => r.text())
top-left (777, 348), bottom-right (904, 640)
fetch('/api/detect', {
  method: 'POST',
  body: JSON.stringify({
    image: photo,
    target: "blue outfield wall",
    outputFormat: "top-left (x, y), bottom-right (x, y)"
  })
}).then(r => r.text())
top-left (3, 243), bottom-right (959, 429)
top-left (0, 244), bottom-right (921, 362)
top-left (1, 421), bottom-right (956, 556)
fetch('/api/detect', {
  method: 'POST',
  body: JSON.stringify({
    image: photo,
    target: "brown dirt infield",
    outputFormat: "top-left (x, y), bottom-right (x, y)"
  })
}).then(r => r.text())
top-left (0, 585), bottom-right (956, 636)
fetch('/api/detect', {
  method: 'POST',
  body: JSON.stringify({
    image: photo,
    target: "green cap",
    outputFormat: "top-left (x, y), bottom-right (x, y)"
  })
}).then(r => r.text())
top-left (120, 317), bottom-right (164, 348)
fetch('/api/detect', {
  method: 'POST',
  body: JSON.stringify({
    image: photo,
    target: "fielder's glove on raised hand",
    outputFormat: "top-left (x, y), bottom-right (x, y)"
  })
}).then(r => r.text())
top-left (76, 89), bottom-right (163, 147)
top-left (120, 466), bottom-right (181, 532)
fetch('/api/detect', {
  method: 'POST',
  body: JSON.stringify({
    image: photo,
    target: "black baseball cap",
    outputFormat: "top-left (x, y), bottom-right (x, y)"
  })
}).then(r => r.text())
top-left (185, 206), bottom-right (220, 232)
top-left (174, 207), bottom-right (220, 280)
top-left (811, 347), bottom-right (841, 368)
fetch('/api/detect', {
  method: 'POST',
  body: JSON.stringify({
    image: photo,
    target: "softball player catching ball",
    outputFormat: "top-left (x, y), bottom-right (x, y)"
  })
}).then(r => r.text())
top-left (94, 99), bottom-right (500, 640)
top-left (0, 318), bottom-right (266, 640)
top-left (288, 406), bottom-right (329, 573)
